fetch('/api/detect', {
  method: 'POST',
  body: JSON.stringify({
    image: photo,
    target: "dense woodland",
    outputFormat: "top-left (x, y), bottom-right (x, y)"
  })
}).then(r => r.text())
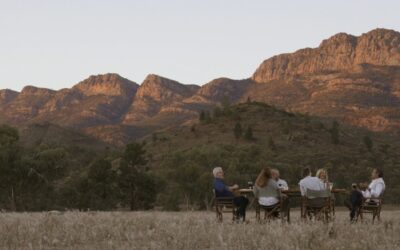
top-left (0, 101), bottom-right (399, 211)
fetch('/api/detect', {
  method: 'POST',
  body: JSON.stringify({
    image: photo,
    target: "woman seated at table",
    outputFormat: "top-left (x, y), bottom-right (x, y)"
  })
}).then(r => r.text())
top-left (213, 167), bottom-right (249, 221)
top-left (253, 167), bottom-right (280, 207)
top-left (316, 168), bottom-right (328, 184)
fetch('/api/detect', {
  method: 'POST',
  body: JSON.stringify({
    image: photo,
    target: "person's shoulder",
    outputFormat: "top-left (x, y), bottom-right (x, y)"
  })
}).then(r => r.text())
top-left (213, 178), bottom-right (222, 185)
top-left (299, 177), bottom-right (306, 185)
top-left (269, 179), bottom-right (278, 187)
top-left (279, 179), bottom-right (288, 184)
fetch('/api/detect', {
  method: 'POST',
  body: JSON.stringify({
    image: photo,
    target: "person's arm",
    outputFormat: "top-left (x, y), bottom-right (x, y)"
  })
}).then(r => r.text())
top-left (214, 180), bottom-right (225, 193)
top-left (299, 182), bottom-right (305, 196)
top-left (370, 183), bottom-right (384, 198)
top-left (227, 184), bottom-right (239, 192)
top-left (282, 180), bottom-right (289, 191)
top-left (361, 190), bottom-right (371, 198)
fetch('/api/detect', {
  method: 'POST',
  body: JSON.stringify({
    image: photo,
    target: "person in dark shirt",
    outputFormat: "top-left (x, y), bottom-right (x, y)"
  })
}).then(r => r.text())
top-left (213, 167), bottom-right (249, 221)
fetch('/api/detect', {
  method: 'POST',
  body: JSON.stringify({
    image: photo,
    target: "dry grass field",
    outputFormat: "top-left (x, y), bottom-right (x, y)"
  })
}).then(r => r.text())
top-left (0, 210), bottom-right (399, 250)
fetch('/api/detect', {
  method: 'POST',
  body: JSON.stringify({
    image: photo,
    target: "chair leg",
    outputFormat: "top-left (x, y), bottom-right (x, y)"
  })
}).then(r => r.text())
top-left (377, 208), bottom-right (381, 221)
top-left (216, 206), bottom-right (223, 222)
top-left (372, 212), bottom-right (376, 223)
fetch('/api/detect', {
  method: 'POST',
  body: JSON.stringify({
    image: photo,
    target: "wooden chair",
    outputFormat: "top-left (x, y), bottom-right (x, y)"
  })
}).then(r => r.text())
top-left (302, 189), bottom-right (333, 222)
top-left (255, 189), bottom-right (288, 223)
top-left (213, 190), bottom-right (237, 222)
top-left (356, 196), bottom-right (383, 223)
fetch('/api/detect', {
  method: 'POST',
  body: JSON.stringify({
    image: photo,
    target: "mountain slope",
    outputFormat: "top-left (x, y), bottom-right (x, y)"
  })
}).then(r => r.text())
top-left (247, 29), bottom-right (400, 133)
top-left (144, 102), bottom-right (400, 204)
top-left (0, 28), bottom-right (399, 144)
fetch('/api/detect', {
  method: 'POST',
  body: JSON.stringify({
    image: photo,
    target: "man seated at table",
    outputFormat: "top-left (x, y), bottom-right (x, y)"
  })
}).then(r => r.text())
top-left (213, 167), bottom-right (249, 221)
top-left (361, 168), bottom-right (385, 201)
top-left (345, 168), bottom-right (385, 222)
top-left (298, 167), bottom-right (325, 196)
top-left (271, 168), bottom-right (289, 191)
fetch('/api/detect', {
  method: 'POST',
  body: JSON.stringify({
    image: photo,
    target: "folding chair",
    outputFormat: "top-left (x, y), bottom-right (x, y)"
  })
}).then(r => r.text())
top-left (213, 190), bottom-right (237, 222)
top-left (302, 189), bottom-right (332, 222)
top-left (356, 196), bottom-right (383, 223)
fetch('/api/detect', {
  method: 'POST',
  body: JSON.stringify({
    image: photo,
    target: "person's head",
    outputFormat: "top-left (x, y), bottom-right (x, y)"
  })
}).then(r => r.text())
top-left (271, 169), bottom-right (280, 181)
top-left (213, 167), bottom-right (224, 179)
top-left (371, 168), bottom-right (383, 179)
top-left (316, 169), bottom-right (328, 181)
top-left (255, 167), bottom-right (272, 188)
top-left (302, 167), bottom-right (312, 178)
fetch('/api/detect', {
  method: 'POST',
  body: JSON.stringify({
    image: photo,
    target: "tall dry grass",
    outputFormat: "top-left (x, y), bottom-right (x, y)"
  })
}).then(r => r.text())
top-left (0, 210), bottom-right (399, 249)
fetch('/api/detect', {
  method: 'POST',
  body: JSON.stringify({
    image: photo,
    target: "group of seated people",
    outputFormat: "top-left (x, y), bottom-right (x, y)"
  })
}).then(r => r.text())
top-left (213, 166), bottom-right (385, 222)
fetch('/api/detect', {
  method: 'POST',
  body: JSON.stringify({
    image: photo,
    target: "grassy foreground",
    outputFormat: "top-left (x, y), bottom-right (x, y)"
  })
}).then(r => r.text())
top-left (0, 210), bottom-right (399, 249)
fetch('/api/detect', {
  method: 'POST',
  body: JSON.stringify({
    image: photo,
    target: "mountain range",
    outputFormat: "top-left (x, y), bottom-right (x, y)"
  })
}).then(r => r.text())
top-left (1, 28), bottom-right (399, 146)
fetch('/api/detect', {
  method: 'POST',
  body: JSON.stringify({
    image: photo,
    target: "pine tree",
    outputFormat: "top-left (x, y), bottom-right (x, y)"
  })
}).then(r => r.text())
top-left (245, 126), bottom-right (254, 140)
top-left (268, 136), bottom-right (276, 150)
top-left (204, 111), bottom-right (211, 123)
top-left (213, 106), bottom-right (222, 118)
top-left (330, 121), bottom-right (340, 145)
top-left (199, 110), bottom-right (205, 122)
top-left (363, 135), bottom-right (373, 152)
top-left (234, 122), bottom-right (242, 139)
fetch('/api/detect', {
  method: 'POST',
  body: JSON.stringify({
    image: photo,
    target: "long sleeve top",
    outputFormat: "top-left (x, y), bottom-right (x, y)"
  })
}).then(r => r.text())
top-left (277, 178), bottom-right (289, 190)
top-left (253, 179), bottom-right (280, 206)
top-left (298, 176), bottom-right (325, 196)
top-left (362, 178), bottom-right (385, 198)
top-left (213, 178), bottom-right (234, 198)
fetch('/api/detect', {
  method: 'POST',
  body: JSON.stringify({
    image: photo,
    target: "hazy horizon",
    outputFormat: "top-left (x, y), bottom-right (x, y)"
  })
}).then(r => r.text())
top-left (1, 0), bottom-right (400, 91)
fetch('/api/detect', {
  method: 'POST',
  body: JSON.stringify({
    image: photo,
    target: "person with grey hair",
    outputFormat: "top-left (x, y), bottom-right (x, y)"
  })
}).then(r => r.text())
top-left (271, 169), bottom-right (289, 191)
top-left (213, 167), bottom-right (249, 221)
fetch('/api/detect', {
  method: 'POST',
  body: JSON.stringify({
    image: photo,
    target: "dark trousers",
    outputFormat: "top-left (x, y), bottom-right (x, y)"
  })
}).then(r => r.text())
top-left (233, 196), bottom-right (249, 220)
top-left (345, 190), bottom-right (363, 221)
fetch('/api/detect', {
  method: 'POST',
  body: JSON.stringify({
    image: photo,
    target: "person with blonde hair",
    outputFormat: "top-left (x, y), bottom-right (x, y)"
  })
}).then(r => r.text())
top-left (316, 168), bottom-right (329, 184)
top-left (253, 167), bottom-right (280, 206)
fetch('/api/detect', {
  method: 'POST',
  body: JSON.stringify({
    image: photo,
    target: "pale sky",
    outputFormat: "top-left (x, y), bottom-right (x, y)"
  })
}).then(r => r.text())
top-left (1, 0), bottom-right (399, 91)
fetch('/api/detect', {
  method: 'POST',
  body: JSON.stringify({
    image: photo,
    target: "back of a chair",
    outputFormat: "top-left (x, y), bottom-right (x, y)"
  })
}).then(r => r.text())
top-left (306, 189), bottom-right (331, 199)
top-left (305, 189), bottom-right (331, 208)
top-left (264, 187), bottom-right (280, 198)
top-left (213, 190), bottom-right (234, 207)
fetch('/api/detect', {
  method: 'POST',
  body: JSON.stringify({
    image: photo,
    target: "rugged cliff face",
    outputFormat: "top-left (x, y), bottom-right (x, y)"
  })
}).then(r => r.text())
top-left (0, 89), bottom-right (18, 105)
top-left (252, 29), bottom-right (400, 83)
top-left (1, 28), bottom-right (399, 145)
top-left (73, 73), bottom-right (138, 97)
top-left (122, 74), bottom-right (199, 124)
top-left (248, 28), bottom-right (400, 132)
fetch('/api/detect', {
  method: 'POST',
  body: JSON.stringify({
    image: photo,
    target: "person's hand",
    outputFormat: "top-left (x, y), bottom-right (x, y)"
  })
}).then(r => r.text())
top-left (359, 182), bottom-right (368, 191)
top-left (232, 184), bottom-right (239, 190)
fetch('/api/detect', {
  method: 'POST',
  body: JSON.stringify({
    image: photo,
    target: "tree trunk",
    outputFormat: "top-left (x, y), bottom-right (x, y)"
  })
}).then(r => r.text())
top-left (10, 186), bottom-right (16, 211)
top-left (130, 189), bottom-right (134, 211)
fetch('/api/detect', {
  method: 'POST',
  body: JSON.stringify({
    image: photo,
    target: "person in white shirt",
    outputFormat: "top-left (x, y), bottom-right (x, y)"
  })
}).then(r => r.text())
top-left (298, 167), bottom-right (325, 196)
top-left (345, 168), bottom-right (385, 222)
top-left (271, 168), bottom-right (290, 217)
top-left (271, 169), bottom-right (289, 190)
top-left (361, 168), bottom-right (385, 200)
